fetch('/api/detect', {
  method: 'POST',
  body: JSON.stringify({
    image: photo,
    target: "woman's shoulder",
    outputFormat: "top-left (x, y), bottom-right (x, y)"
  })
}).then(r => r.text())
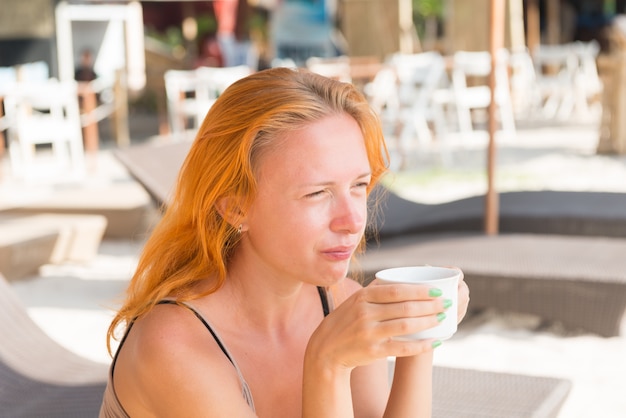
top-left (133, 301), bottom-right (205, 350)
top-left (118, 302), bottom-right (224, 380)
top-left (113, 301), bottom-right (252, 415)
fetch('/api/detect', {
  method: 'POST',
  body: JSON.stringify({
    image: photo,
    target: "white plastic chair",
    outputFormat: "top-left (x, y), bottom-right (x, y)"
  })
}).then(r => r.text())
top-left (451, 49), bottom-right (515, 139)
top-left (165, 66), bottom-right (252, 139)
top-left (531, 43), bottom-right (580, 119)
top-left (164, 69), bottom-right (208, 139)
top-left (306, 56), bottom-right (352, 83)
top-left (15, 61), bottom-right (49, 83)
top-left (509, 48), bottom-right (539, 119)
top-left (271, 57), bottom-right (298, 68)
top-left (570, 40), bottom-right (603, 118)
top-left (387, 51), bottom-right (450, 146)
top-left (364, 65), bottom-right (400, 121)
top-left (363, 65), bottom-right (401, 166)
top-left (4, 79), bottom-right (85, 180)
top-left (196, 65), bottom-right (252, 100)
top-left (372, 51), bottom-right (453, 168)
top-left (0, 66), bottom-right (18, 132)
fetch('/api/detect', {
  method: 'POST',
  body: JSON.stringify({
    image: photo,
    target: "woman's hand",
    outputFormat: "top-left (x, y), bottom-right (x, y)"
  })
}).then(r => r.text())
top-left (303, 278), bottom-right (458, 417)
top-left (306, 280), bottom-right (449, 372)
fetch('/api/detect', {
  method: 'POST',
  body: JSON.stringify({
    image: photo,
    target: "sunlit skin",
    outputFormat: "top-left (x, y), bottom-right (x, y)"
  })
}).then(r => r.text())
top-left (112, 112), bottom-right (469, 417)
top-left (227, 112), bottom-right (371, 298)
top-left (212, 113), bottom-right (375, 415)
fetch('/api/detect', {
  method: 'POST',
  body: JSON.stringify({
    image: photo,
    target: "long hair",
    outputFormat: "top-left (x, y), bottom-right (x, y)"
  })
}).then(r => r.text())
top-left (106, 67), bottom-right (389, 352)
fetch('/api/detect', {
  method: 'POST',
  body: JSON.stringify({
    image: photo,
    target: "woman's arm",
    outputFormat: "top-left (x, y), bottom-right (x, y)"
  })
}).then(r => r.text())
top-left (303, 278), bottom-right (445, 417)
top-left (302, 346), bottom-right (355, 416)
top-left (384, 352), bottom-right (434, 417)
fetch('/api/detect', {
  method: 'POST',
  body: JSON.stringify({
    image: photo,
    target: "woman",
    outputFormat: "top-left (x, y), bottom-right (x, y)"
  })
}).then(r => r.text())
top-left (101, 67), bottom-right (470, 417)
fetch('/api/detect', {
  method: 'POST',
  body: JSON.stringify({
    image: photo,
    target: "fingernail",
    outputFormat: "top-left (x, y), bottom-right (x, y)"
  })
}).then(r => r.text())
top-left (443, 299), bottom-right (453, 309)
top-left (429, 288), bottom-right (442, 297)
top-left (432, 340), bottom-right (443, 349)
top-left (437, 312), bottom-right (447, 322)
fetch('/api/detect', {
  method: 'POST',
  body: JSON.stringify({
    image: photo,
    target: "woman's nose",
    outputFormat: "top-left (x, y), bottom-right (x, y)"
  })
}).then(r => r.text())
top-left (330, 194), bottom-right (366, 234)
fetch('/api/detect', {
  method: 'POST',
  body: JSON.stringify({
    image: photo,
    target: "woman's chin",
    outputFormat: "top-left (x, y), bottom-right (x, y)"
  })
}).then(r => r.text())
top-left (320, 264), bottom-right (351, 285)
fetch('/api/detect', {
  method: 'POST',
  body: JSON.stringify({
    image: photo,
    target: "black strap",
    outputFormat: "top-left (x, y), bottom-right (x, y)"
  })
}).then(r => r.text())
top-left (156, 300), bottom-right (235, 366)
top-left (317, 286), bottom-right (330, 317)
top-left (155, 287), bottom-right (329, 366)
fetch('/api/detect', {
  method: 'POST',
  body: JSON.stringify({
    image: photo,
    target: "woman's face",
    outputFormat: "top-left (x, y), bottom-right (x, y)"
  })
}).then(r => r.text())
top-left (240, 113), bottom-right (371, 287)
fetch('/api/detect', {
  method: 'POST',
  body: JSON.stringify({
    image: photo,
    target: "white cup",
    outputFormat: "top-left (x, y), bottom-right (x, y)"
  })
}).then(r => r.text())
top-left (375, 265), bottom-right (460, 340)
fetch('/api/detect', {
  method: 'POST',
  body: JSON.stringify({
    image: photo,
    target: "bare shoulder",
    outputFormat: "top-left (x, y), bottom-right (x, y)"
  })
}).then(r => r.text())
top-left (114, 302), bottom-right (256, 416)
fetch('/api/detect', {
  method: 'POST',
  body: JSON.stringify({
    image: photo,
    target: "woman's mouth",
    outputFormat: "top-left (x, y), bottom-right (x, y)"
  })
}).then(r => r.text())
top-left (321, 246), bottom-right (355, 261)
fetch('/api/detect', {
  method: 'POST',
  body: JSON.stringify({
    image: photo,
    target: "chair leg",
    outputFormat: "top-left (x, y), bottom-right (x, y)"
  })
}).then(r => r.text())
top-left (497, 103), bottom-right (516, 138)
top-left (456, 104), bottom-right (474, 135)
top-left (69, 139), bottom-right (86, 176)
top-left (413, 115), bottom-right (433, 146)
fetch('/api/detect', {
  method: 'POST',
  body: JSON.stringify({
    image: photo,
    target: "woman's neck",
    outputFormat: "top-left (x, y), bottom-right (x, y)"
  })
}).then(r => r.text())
top-left (217, 254), bottom-right (317, 338)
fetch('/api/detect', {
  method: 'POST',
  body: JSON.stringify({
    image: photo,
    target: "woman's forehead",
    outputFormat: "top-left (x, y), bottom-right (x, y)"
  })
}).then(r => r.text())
top-left (255, 114), bottom-right (369, 182)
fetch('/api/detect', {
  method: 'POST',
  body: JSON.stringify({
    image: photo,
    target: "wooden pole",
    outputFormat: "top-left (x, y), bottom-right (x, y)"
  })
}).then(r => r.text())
top-left (485, 0), bottom-right (505, 235)
top-left (77, 82), bottom-right (99, 154)
top-left (545, 0), bottom-right (560, 45)
top-left (526, 0), bottom-right (540, 56)
top-left (113, 69), bottom-right (130, 148)
top-left (0, 100), bottom-right (5, 182)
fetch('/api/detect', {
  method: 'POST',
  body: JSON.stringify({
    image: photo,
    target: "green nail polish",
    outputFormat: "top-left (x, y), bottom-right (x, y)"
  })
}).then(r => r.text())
top-left (432, 340), bottom-right (443, 349)
top-left (429, 288), bottom-right (442, 297)
top-left (443, 299), bottom-right (453, 309)
top-left (437, 312), bottom-right (447, 322)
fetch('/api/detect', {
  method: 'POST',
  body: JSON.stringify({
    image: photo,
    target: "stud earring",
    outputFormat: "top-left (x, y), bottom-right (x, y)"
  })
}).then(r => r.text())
top-left (237, 224), bottom-right (243, 234)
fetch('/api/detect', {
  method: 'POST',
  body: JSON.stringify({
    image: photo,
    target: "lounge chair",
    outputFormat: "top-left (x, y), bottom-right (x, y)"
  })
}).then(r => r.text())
top-left (361, 188), bottom-right (626, 337)
top-left (369, 186), bottom-right (626, 239)
top-left (0, 273), bottom-right (108, 417)
top-left (432, 366), bottom-right (571, 417)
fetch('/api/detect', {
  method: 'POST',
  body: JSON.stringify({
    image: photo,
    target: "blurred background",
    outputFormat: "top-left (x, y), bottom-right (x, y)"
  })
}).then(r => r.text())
top-left (1, 1), bottom-right (626, 417)
top-left (2, 0), bottom-right (626, 145)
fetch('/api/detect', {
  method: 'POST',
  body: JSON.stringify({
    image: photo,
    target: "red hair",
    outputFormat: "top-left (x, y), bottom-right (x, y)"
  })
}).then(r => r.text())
top-left (107, 68), bottom-right (388, 353)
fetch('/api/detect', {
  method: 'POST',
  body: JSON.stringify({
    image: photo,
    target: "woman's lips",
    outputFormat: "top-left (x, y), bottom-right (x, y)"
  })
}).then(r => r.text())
top-left (321, 246), bottom-right (355, 261)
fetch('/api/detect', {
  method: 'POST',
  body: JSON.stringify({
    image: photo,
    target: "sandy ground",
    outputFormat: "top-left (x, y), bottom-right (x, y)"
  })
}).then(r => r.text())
top-left (6, 118), bottom-right (626, 417)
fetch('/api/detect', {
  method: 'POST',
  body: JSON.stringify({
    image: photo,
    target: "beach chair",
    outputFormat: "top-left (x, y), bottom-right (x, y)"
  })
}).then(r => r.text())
top-left (529, 42), bottom-right (602, 120)
top-left (385, 359), bottom-right (571, 417)
top-left (3, 78), bottom-right (86, 181)
top-left (165, 66), bottom-right (252, 140)
top-left (380, 51), bottom-right (451, 168)
top-left (432, 366), bottom-right (571, 417)
top-left (306, 55), bottom-right (353, 82)
top-left (360, 187), bottom-right (626, 337)
top-left (451, 49), bottom-right (516, 139)
top-left (164, 68), bottom-right (209, 139)
top-left (0, 273), bottom-right (108, 417)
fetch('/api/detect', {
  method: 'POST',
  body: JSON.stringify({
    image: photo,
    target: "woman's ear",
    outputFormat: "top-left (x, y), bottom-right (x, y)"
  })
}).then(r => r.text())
top-left (215, 196), bottom-right (246, 229)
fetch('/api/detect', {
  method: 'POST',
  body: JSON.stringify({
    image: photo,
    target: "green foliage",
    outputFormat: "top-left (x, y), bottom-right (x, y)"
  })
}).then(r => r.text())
top-left (412, 0), bottom-right (445, 42)
top-left (196, 14), bottom-right (217, 37)
top-left (413, 0), bottom-right (444, 18)
top-left (144, 26), bottom-right (184, 49)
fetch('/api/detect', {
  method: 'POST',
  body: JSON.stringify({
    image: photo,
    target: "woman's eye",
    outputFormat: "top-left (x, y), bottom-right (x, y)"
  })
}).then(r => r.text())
top-left (305, 190), bottom-right (326, 198)
top-left (354, 182), bottom-right (370, 189)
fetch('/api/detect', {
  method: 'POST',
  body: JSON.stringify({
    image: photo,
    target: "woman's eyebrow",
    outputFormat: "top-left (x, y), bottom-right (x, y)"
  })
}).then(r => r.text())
top-left (300, 172), bottom-right (372, 188)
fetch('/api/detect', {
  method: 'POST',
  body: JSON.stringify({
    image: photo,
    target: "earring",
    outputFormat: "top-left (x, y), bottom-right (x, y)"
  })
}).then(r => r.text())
top-left (237, 224), bottom-right (243, 234)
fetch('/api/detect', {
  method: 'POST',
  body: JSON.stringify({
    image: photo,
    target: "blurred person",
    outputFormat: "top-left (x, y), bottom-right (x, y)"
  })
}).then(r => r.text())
top-left (100, 67), bottom-right (470, 417)
top-left (74, 48), bottom-right (98, 82)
